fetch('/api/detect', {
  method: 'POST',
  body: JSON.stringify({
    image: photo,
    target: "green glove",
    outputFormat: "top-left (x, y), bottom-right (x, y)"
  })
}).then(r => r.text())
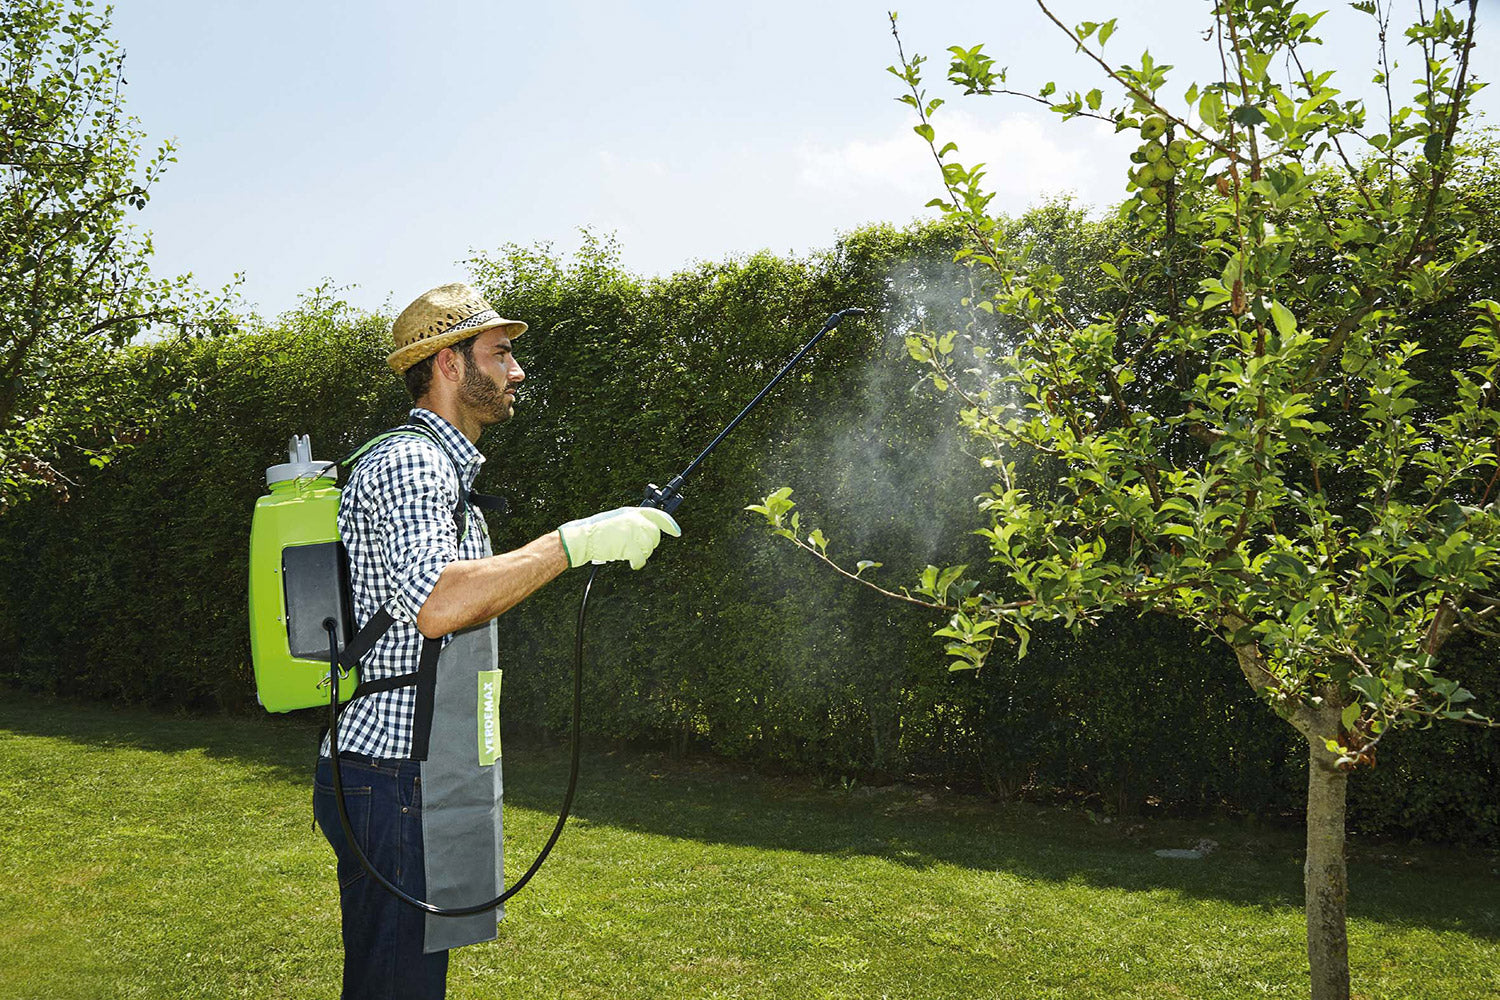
top-left (557, 506), bottom-right (682, 570)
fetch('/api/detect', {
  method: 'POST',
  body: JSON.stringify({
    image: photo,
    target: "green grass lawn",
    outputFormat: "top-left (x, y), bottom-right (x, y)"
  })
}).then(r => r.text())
top-left (1, 692), bottom-right (1496, 1000)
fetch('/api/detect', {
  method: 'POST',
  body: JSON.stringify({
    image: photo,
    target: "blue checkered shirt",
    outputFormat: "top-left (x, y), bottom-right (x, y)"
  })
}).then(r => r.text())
top-left (319, 407), bottom-right (490, 759)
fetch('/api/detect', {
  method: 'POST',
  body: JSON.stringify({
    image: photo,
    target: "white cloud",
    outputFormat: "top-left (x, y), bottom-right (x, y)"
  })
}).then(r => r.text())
top-left (795, 109), bottom-right (1135, 216)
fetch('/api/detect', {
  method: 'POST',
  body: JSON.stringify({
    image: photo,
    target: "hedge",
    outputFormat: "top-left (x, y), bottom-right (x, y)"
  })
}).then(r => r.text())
top-left (2, 219), bottom-right (1494, 845)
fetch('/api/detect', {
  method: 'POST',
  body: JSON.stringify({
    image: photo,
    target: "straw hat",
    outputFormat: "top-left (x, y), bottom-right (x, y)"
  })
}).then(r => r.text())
top-left (387, 282), bottom-right (527, 373)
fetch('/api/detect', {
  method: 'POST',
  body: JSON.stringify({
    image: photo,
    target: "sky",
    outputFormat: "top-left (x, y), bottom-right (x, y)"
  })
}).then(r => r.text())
top-left (108, 0), bottom-right (1499, 318)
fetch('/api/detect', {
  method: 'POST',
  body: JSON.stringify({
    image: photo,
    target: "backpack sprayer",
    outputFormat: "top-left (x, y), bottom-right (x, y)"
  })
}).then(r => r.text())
top-left (249, 307), bottom-right (865, 914)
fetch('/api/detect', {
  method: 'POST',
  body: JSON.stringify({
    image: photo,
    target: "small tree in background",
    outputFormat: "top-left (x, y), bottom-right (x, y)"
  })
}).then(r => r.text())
top-left (0, 0), bottom-right (233, 511)
top-left (752, 2), bottom-right (1498, 998)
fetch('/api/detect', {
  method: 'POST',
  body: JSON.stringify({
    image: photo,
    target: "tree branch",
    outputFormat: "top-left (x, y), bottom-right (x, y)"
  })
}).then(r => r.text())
top-left (1033, 0), bottom-right (1242, 163)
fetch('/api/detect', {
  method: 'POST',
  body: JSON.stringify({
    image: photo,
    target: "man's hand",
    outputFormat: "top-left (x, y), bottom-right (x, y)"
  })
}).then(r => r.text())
top-left (557, 506), bottom-right (682, 570)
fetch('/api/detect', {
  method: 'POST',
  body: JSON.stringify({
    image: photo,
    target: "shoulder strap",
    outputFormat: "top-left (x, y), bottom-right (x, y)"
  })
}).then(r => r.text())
top-left (341, 421), bottom-right (456, 469)
top-left (341, 423), bottom-right (507, 535)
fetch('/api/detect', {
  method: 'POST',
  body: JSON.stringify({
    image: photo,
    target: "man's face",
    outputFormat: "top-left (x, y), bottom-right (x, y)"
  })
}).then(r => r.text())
top-left (456, 328), bottom-right (525, 426)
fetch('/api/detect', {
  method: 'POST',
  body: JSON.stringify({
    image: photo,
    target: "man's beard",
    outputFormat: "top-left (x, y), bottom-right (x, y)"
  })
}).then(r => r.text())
top-left (459, 364), bottom-right (513, 425)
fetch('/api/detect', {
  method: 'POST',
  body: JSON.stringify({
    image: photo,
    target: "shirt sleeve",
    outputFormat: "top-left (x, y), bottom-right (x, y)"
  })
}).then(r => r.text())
top-left (356, 439), bottom-right (462, 624)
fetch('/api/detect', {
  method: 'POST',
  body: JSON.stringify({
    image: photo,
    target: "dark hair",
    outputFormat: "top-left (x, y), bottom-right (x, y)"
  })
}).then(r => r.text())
top-left (404, 335), bottom-right (478, 400)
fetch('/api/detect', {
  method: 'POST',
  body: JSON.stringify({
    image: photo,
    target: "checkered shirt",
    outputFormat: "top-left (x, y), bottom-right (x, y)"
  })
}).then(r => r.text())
top-left (319, 407), bottom-right (490, 759)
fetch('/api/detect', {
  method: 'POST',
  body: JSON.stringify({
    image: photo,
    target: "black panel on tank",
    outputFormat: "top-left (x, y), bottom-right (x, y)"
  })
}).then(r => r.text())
top-left (282, 541), bottom-right (353, 661)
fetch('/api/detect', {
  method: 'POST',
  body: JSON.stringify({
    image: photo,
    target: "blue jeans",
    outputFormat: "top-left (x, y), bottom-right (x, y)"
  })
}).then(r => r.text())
top-left (313, 755), bottom-right (449, 1000)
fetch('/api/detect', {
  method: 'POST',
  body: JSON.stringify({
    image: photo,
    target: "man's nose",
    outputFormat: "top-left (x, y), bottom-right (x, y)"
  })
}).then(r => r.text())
top-left (510, 358), bottom-right (526, 384)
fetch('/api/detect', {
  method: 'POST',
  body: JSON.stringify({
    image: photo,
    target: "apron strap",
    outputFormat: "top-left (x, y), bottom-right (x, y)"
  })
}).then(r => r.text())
top-left (468, 491), bottom-right (506, 514)
top-left (409, 635), bottom-right (443, 761)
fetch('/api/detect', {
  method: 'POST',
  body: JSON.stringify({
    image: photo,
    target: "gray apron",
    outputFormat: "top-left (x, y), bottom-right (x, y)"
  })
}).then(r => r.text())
top-left (417, 546), bottom-right (505, 952)
top-left (337, 423), bottom-right (507, 953)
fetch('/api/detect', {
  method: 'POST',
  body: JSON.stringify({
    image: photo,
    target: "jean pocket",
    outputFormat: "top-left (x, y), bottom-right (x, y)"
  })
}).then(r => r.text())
top-left (314, 780), bottom-right (373, 889)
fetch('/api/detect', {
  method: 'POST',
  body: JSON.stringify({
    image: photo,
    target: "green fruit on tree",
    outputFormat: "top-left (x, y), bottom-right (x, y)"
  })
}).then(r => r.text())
top-left (1141, 186), bottom-right (1164, 205)
top-left (1153, 159), bottom-right (1176, 182)
top-left (1140, 116), bottom-right (1167, 140)
top-left (1144, 142), bottom-right (1165, 163)
top-left (1167, 139), bottom-right (1187, 164)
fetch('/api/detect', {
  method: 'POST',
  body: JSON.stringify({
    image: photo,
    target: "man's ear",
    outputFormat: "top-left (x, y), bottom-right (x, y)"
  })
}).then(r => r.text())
top-left (437, 346), bottom-right (462, 384)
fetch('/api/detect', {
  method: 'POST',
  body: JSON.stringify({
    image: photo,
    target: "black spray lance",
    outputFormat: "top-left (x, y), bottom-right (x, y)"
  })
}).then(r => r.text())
top-left (323, 306), bottom-right (866, 914)
top-left (642, 307), bottom-right (867, 513)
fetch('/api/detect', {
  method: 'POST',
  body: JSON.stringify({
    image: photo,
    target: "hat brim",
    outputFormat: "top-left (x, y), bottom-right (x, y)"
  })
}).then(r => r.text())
top-left (387, 317), bottom-right (528, 374)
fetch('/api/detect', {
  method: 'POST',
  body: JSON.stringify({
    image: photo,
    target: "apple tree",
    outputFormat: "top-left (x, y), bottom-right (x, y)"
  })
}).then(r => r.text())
top-left (751, 3), bottom-right (1498, 998)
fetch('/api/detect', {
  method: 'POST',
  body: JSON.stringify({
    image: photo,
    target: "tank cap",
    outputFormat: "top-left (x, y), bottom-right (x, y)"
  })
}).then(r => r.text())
top-left (266, 434), bottom-right (337, 487)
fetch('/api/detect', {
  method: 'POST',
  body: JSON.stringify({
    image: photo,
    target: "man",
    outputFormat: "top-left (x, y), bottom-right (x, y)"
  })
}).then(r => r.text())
top-left (312, 282), bottom-right (680, 999)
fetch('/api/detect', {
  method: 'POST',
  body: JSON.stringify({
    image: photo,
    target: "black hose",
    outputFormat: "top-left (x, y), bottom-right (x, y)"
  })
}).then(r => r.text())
top-left (323, 562), bottom-right (598, 914)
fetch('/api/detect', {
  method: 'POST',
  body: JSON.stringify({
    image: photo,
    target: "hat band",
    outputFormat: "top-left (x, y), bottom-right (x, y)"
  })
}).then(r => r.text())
top-left (442, 308), bottom-right (500, 338)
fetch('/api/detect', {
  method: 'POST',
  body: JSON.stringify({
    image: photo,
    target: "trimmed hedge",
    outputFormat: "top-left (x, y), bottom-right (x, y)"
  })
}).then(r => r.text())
top-left (1, 221), bottom-right (1495, 845)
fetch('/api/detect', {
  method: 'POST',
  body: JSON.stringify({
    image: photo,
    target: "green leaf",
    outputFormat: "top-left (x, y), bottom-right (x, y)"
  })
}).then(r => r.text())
top-left (936, 564), bottom-right (968, 594)
top-left (1086, 89), bottom-right (1102, 110)
top-left (1350, 675), bottom-right (1382, 703)
top-left (1231, 104), bottom-right (1268, 127)
top-left (1097, 18), bottom-right (1116, 45)
top-left (1269, 300), bottom-right (1297, 337)
top-left (1199, 90), bottom-right (1224, 128)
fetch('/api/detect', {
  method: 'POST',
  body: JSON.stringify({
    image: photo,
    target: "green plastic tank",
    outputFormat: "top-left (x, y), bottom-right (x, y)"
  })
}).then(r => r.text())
top-left (249, 435), bottom-right (358, 713)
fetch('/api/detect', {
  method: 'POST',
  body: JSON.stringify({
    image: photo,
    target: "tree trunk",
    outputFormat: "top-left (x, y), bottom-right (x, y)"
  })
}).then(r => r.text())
top-left (1304, 734), bottom-right (1350, 1000)
top-left (1224, 621), bottom-right (1352, 1000)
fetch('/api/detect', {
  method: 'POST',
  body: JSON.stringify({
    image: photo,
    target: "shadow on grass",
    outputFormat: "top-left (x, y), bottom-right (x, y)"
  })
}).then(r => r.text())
top-left (0, 687), bottom-right (324, 785)
top-left (4, 687), bottom-right (1496, 942)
